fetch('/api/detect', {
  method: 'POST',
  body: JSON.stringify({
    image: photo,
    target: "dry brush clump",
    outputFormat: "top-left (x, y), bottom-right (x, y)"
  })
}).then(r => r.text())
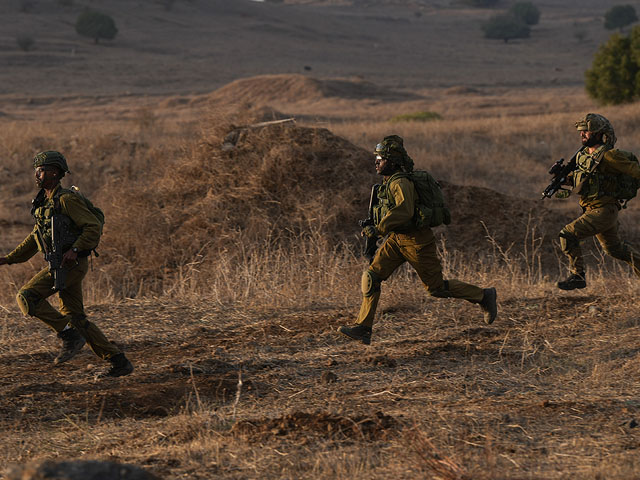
top-left (94, 112), bottom-right (375, 297)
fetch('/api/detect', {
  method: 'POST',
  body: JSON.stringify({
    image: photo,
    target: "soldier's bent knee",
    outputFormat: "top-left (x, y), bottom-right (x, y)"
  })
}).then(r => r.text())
top-left (16, 289), bottom-right (41, 316)
top-left (361, 270), bottom-right (381, 297)
top-left (559, 229), bottom-right (579, 252)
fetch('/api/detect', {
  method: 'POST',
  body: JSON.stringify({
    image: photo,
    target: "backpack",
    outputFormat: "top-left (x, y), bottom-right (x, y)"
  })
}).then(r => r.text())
top-left (409, 171), bottom-right (452, 228)
top-left (578, 149), bottom-right (640, 207)
top-left (53, 186), bottom-right (105, 234)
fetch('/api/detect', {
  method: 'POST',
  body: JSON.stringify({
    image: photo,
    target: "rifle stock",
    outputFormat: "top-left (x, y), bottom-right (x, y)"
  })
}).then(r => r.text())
top-left (48, 213), bottom-right (74, 292)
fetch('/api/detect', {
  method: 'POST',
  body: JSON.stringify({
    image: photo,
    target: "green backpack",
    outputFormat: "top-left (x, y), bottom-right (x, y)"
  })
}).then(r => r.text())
top-left (54, 186), bottom-right (105, 236)
top-left (409, 171), bottom-right (452, 228)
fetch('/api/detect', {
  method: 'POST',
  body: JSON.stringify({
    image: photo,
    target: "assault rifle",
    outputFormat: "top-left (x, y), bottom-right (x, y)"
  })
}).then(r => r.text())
top-left (541, 149), bottom-right (580, 199)
top-left (36, 213), bottom-right (75, 292)
top-left (359, 184), bottom-right (380, 263)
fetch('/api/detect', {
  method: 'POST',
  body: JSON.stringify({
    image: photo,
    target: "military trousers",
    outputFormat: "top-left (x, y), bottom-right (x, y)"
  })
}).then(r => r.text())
top-left (356, 228), bottom-right (484, 328)
top-left (17, 257), bottom-right (120, 359)
top-left (560, 203), bottom-right (640, 277)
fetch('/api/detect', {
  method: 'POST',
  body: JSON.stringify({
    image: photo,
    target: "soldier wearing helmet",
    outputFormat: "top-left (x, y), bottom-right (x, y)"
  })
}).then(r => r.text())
top-left (556, 113), bottom-right (640, 289)
top-left (0, 151), bottom-right (134, 378)
top-left (338, 136), bottom-right (497, 345)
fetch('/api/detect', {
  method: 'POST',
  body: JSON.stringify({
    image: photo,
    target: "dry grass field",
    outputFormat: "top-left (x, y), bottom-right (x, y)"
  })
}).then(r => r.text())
top-left (2, 1), bottom-right (640, 479)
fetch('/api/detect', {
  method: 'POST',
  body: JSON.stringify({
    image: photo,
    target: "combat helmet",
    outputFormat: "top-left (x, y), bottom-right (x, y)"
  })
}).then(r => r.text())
top-left (575, 113), bottom-right (616, 148)
top-left (33, 151), bottom-right (70, 175)
top-left (374, 135), bottom-right (414, 172)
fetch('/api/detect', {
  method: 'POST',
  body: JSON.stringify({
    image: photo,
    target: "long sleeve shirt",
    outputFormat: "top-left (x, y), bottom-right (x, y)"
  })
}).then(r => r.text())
top-left (377, 177), bottom-right (417, 235)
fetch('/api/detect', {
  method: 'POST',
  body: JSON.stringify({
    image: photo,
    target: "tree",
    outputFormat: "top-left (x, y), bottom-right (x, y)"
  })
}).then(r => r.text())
top-left (604, 5), bottom-right (638, 31)
top-left (585, 31), bottom-right (637, 104)
top-left (75, 10), bottom-right (117, 44)
top-left (509, 2), bottom-right (540, 26)
top-left (482, 15), bottom-right (530, 43)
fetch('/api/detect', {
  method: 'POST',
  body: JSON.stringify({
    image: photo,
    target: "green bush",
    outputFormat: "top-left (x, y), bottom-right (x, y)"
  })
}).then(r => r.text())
top-left (604, 5), bottom-right (638, 31)
top-left (482, 15), bottom-right (530, 43)
top-left (16, 35), bottom-right (35, 51)
top-left (75, 10), bottom-right (118, 44)
top-left (509, 2), bottom-right (540, 26)
top-left (585, 28), bottom-right (639, 104)
top-left (390, 111), bottom-right (443, 123)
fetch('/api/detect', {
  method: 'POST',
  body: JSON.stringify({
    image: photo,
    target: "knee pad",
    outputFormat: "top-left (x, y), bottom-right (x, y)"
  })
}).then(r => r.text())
top-left (361, 270), bottom-right (381, 297)
top-left (16, 289), bottom-right (41, 316)
top-left (559, 229), bottom-right (579, 252)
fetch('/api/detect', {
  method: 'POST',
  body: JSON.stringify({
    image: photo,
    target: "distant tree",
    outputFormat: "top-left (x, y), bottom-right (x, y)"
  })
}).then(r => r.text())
top-left (585, 31), bottom-right (637, 104)
top-left (482, 15), bottom-right (530, 43)
top-left (509, 2), bottom-right (540, 26)
top-left (75, 10), bottom-right (118, 44)
top-left (604, 5), bottom-right (638, 31)
top-left (16, 35), bottom-right (35, 51)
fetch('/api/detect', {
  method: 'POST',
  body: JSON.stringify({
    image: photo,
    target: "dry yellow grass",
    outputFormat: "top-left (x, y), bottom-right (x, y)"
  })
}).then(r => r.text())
top-left (1, 80), bottom-right (640, 479)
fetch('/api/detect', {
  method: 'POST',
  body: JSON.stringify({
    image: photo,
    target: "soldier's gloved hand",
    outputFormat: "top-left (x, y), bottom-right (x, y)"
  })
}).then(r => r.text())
top-left (361, 225), bottom-right (378, 238)
top-left (555, 190), bottom-right (571, 199)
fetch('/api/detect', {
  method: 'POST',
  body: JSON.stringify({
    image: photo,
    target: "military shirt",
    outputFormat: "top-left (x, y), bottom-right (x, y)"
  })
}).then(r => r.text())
top-left (6, 185), bottom-right (101, 264)
top-left (375, 176), bottom-right (418, 236)
top-left (574, 146), bottom-right (640, 209)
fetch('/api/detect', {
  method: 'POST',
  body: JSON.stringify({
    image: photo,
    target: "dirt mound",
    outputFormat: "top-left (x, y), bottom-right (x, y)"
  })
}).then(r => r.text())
top-left (441, 181), bottom-right (572, 268)
top-left (232, 410), bottom-right (398, 442)
top-left (207, 74), bottom-right (420, 107)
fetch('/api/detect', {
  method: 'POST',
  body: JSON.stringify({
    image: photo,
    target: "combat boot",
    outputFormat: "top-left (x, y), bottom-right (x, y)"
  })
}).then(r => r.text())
top-left (53, 328), bottom-right (86, 365)
top-left (97, 353), bottom-right (134, 378)
top-left (557, 273), bottom-right (586, 290)
top-left (479, 287), bottom-right (498, 325)
top-left (338, 324), bottom-right (372, 345)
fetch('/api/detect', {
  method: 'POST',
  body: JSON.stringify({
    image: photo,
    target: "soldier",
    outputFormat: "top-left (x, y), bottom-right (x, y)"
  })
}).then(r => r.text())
top-left (338, 136), bottom-right (497, 345)
top-left (556, 113), bottom-right (640, 290)
top-left (0, 151), bottom-right (133, 378)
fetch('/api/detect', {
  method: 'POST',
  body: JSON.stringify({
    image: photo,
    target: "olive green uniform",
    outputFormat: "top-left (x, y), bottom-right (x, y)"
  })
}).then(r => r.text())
top-left (356, 175), bottom-right (484, 328)
top-left (560, 146), bottom-right (640, 277)
top-left (6, 185), bottom-right (120, 359)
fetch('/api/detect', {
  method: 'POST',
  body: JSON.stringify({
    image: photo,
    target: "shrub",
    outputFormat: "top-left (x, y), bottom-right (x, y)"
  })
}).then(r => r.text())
top-left (390, 111), bottom-right (442, 123)
top-left (16, 35), bottom-right (35, 51)
top-left (585, 30), bottom-right (638, 104)
top-left (604, 5), bottom-right (638, 31)
top-left (482, 15), bottom-right (530, 43)
top-left (75, 10), bottom-right (118, 44)
top-left (509, 2), bottom-right (540, 26)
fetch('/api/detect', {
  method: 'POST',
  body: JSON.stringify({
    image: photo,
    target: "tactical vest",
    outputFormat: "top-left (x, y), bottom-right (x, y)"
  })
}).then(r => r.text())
top-left (30, 187), bottom-right (104, 254)
top-left (373, 171), bottom-right (451, 230)
top-left (574, 147), bottom-right (640, 204)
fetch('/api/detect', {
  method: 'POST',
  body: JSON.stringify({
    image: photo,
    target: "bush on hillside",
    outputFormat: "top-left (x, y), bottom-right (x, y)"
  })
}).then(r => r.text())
top-left (16, 35), bottom-right (35, 52)
top-left (482, 15), bottom-right (530, 43)
top-left (585, 27), bottom-right (640, 104)
top-left (604, 5), bottom-right (638, 31)
top-left (75, 10), bottom-right (118, 44)
top-left (509, 2), bottom-right (540, 26)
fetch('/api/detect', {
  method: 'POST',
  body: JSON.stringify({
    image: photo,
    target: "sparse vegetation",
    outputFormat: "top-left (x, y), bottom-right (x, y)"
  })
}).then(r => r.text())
top-left (461, 0), bottom-right (499, 6)
top-left (604, 4), bottom-right (638, 31)
top-left (75, 9), bottom-right (118, 44)
top-left (390, 111), bottom-right (442, 122)
top-left (585, 27), bottom-right (640, 104)
top-left (482, 14), bottom-right (530, 43)
top-left (509, 1), bottom-right (540, 26)
top-left (16, 34), bottom-right (35, 52)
